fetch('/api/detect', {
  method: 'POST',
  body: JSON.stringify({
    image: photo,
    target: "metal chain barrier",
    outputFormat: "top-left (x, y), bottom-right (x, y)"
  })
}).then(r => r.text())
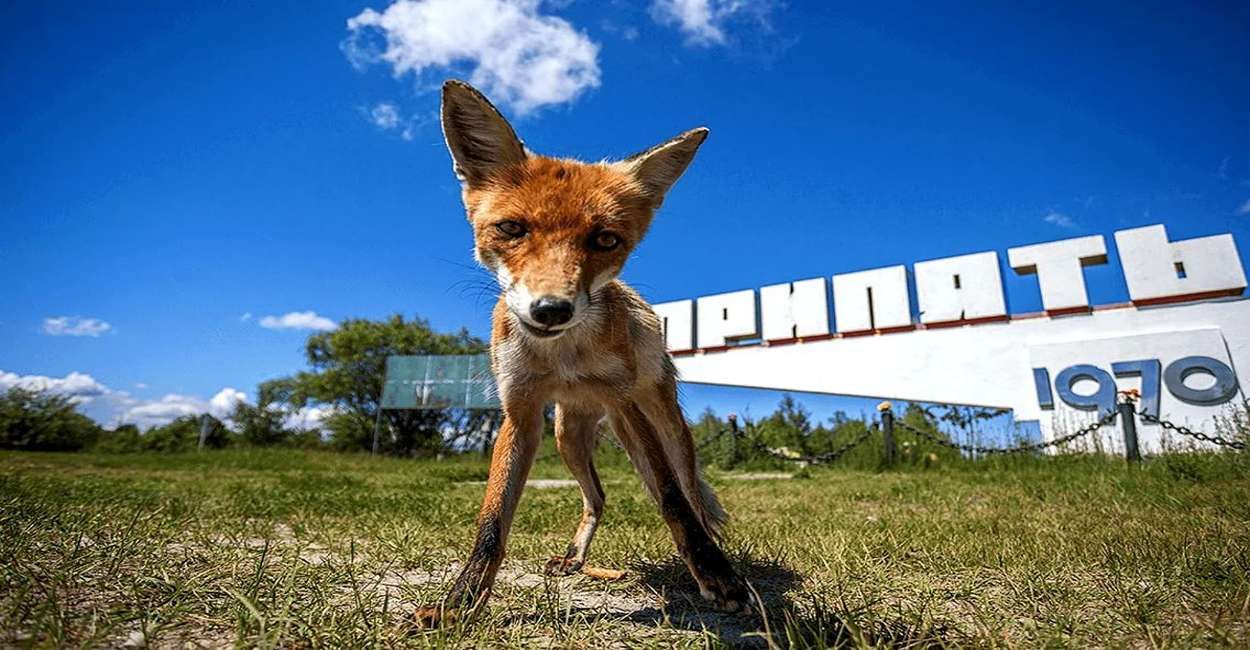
top-left (535, 430), bottom-right (626, 463)
top-left (537, 395), bottom-right (1245, 467)
top-left (892, 408), bottom-right (1119, 455)
top-left (597, 430), bottom-right (626, 452)
top-left (695, 431), bottom-right (723, 452)
top-left (704, 422), bottom-right (876, 465)
top-left (1137, 410), bottom-right (1247, 451)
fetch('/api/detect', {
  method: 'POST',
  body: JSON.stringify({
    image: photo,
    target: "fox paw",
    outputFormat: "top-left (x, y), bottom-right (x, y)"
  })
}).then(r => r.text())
top-left (699, 578), bottom-right (754, 615)
top-left (411, 606), bottom-right (459, 630)
top-left (543, 555), bottom-right (584, 576)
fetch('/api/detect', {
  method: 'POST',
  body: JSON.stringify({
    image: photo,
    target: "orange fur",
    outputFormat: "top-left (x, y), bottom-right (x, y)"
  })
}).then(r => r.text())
top-left (413, 80), bottom-right (749, 629)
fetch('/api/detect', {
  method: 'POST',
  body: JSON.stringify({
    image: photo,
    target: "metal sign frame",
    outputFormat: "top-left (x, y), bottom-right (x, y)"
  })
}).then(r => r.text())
top-left (372, 354), bottom-right (502, 454)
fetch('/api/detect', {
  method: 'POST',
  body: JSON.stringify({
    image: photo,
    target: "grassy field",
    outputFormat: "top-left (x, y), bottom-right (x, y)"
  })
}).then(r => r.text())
top-left (1, 444), bottom-right (1248, 648)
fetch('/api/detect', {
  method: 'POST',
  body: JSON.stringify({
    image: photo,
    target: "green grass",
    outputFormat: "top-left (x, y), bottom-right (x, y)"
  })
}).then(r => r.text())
top-left (1, 446), bottom-right (1247, 648)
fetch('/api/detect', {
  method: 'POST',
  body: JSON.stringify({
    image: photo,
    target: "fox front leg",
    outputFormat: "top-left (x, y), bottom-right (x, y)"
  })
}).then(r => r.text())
top-left (412, 405), bottom-right (542, 628)
top-left (546, 404), bottom-right (606, 576)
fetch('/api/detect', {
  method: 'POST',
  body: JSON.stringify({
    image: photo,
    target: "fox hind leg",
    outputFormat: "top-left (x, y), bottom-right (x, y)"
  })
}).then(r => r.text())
top-left (636, 376), bottom-right (728, 541)
top-left (612, 401), bottom-right (750, 613)
top-left (546, 403), bottom-right (606, 576)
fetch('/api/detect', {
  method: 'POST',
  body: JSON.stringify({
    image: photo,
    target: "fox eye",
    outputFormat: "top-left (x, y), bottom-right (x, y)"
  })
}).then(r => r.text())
top-left (590, 232), bottom-right (622, 251)
top-left (495, 220), bottom-right (526, 238)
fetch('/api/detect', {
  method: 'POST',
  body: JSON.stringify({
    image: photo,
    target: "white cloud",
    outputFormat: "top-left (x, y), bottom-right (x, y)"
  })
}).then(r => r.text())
top-left (0, 369), bottom-right (332, 432)
top-left (0, 370), bottom-right (109, 402)
top-left (286, 405), bottom-right (337, 431)
top-left (362, 102), bottom-right (420, 140)
top-left (41, 316), bottom-right (112, 337)
top-left (1237, 199), bottom-right (1250, 216)
top-left (1042, 211), bottom-right (1077, 229)
top-left (369, 102), bottom-right (401, 129)
top-left (208, 388), bottom-right (248, 419)
top-left (258, 311), bottom-right (338, 331)
top-left (343, 0), bottom-right (601, 115)
top-left (122, 388), bottom-right (250, 429)
top-left (240, 312), bottom-right (253, 322)
top-left (600, 20), bottom-right (640, 41)
top-left (123, 394), bottom-right (207, 430)
top-left (1, 369), bottom-right (139, 427)
top-left (123, 388), bottom-right (331, 432)
top-left (650, 0), bottom-right (774, 46)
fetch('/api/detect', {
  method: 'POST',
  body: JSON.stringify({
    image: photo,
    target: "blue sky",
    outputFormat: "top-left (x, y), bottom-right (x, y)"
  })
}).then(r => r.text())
top-left (2, 0), bottom-right (1249, 430)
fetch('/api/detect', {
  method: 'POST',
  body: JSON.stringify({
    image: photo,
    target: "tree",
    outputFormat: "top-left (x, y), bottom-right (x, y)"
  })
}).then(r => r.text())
top-left (0, 388), bottom-right (101, 451)
top-left (756, 394), bottom-right (812, 453)
top-left (143, 415), bottom-right (229, 452)
top-left (898, 403), bottom-right (962, 465)
top-left (260, 315), bottom-right (487, 455)
top-left (689, 407), bottom-right (736, 468)
top-left (93, 423), bottom-right (143, 453)
top-left (230, 400), bottom-right (292, 447)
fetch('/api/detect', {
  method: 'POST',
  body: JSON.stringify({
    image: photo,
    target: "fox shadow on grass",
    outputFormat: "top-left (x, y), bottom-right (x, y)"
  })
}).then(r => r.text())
top-left (537, 551), bottom-right (953, 649)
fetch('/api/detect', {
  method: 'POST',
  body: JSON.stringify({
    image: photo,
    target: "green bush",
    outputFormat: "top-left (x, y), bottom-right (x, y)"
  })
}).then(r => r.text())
top-left (0, 388), bottom-right (102, 451)
top-left (139, 415), bottom-right (230, 452)
top-left (230, 401), bottom-right (292, 447)
top-left (92, 423), bottom-right (144, 453)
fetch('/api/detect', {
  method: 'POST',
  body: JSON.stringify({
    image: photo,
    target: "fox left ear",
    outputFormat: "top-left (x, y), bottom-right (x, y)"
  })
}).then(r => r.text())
top-left (619, 127), bottom-right (709, 207)
top-left (441, 80), bottom-right (527, 186)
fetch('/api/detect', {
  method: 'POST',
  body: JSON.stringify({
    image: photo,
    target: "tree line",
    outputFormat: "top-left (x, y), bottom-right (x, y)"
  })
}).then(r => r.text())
top-left (2, 314), bottom-right (993, 463)
top-left (1, 315), bottom-right (487, 455)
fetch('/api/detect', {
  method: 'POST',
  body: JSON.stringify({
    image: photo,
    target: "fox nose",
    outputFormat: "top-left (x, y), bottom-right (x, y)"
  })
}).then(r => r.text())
top-left (530, 296), bottom-right (574, 327)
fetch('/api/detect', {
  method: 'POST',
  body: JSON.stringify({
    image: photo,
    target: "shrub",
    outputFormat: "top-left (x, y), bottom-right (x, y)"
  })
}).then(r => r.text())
top-left (0, 388), bottom-right (101, 451)
top-left (92, 423), bottom-right (144, 453)
top-left (142, 415), bottom-right (230, 452)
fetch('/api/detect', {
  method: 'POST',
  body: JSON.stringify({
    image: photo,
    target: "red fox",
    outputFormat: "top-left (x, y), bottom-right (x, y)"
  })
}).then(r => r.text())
top-left (414, 80), bottom-right (749, 627)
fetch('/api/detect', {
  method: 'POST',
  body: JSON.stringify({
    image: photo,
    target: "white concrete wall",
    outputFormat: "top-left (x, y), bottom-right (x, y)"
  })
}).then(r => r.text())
top-left (671, 298), bottom-right (1250, 453)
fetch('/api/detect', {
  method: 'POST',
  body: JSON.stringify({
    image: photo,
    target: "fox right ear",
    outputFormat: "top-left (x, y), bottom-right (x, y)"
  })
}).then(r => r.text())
top-left (618, 127), bottom-right (709, 208)
top-left (441, 80), bottom-right (527, 186)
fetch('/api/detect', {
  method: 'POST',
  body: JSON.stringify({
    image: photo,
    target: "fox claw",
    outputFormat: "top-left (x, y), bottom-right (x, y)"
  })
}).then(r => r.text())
top-left (411, 606), bottom-right (452, 629)
top-left (712, 596), bottom-right (753, 615)
top-left (544, 555), bottom-right (584, 576)
top-left (699, 578), bottom-right (755, 616)
top-left (412, 603), bottom-right (472, 630)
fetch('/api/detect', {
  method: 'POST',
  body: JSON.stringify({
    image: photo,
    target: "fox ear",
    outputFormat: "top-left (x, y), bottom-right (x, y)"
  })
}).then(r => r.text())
top-left (440, 80), bottom-right (527, 185)
top-left (620, 127), bottom-right (709, 207)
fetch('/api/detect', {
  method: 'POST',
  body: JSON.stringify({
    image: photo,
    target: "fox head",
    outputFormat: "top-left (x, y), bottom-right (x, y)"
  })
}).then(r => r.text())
top-left (440, 80), bottom-right (708, 340)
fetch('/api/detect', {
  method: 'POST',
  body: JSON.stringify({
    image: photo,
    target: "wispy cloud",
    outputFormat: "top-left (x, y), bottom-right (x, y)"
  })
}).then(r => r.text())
top-left (239, 312), bottom-right (253, 322)
top-left (1237, 199), bottom-right (1250, 216)
top-left (41, 316), bottom-right (112, 337)
top-left (122, 394), bottom-right (209, 429)
top-left (600, 20), bottom-right (640, 41)
top-left (649, 0), bottom-right (776, 46)
top-left (1217, 156), bottom-right (1230, 181)
top-left (343, 0), bottom-right (601, 115)
top-left (116, 389), bottom-right (239, 429)
top-left (369, 102), bottom-right (401, 129)
top-left (361, 102), bottom-right (420, 140)
top-left (258, 311), bottom-right (337, 332)
top-left (1042, 210), bottom-right (1077, 229)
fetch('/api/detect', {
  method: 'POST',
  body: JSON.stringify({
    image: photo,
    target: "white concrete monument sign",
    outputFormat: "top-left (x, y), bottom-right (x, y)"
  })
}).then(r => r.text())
top-left (656, 224), bottom-right (1248, 452)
